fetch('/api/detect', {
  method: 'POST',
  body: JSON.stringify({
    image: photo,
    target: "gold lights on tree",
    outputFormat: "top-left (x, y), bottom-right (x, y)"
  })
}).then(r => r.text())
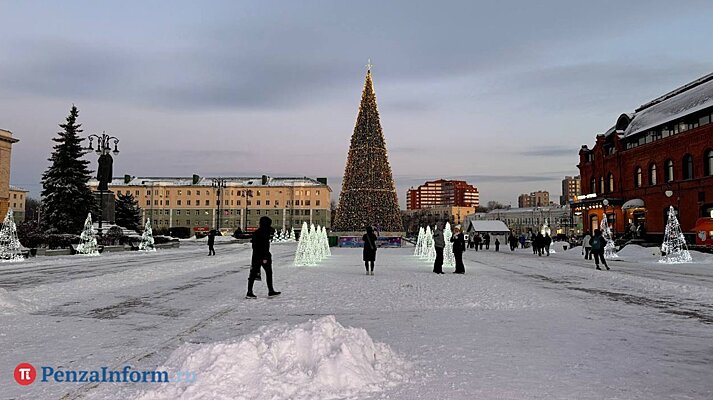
top-left (333, 66), bottom-right (403, 232)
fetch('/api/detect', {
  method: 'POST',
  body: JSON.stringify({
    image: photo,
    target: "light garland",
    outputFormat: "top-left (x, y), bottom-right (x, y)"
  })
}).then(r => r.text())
top-left (443, 222), bottom-right (455, 267)
top-left (414, 227), bottom-right (425, 257)
top-left (294, 222), bottom-right (331, 266)
top-left (660, 206), bottom-right (693, 264)
top-left (0, 209), bottom-right (24, 262)
top-left (76, 213), bottom-right (99, 256)
top-left (600, 215), bottom-right (618, 258)
top-left (139, 219), bottom-right (156, 251)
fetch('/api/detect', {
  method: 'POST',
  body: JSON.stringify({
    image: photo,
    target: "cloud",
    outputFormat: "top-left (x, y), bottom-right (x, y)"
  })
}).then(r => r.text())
top-left (519, 146), bottom-right (578, 157)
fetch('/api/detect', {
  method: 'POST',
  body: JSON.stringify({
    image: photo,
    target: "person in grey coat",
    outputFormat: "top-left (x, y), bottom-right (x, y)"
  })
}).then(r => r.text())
top-left (432, 223), bottom-right (445, 274)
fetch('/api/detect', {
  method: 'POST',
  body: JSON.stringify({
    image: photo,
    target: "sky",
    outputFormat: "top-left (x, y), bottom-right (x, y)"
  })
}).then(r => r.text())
top-left (2, 0), bottom-right (713, 207)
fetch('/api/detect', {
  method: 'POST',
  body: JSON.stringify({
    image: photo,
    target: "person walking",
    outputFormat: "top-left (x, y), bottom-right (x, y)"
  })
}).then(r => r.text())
top-left (473, 234), bottom-right (481, 252)
top-left (451, 225), bottom-right (466, 274)
top-left (519, 234), bottom-right (526, 249)
top-left (468, 234), bottom-right (474, 249)
top-left (495, 238), bottom-right (500, 252)
top-left (484, 233), bottom-right (491, 250)
top-left (433, 223), bottom-right (445, 274)
top-left (589, 229), bottom-right (610, 270)
top-left (207, 229), bottom-right (217, 256)
top-left (246, 216), bottom-right (281, 299)
top-left (509, 233), bottom-right (518, 251)
top-left (362, 226), bottom-right (378, 275)
top-left (582, 231), bottom-right (592, 260)
top-left (535, 232), bottom-right (545, 256)
top-left (543, 233), bottom-right (552, 256)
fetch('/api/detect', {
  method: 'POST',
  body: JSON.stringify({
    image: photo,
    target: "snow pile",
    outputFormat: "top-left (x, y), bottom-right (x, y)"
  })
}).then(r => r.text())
top-left (0, 288), bottom-right (35, 315)
top-left (135, 316), bottom-right (411, 400)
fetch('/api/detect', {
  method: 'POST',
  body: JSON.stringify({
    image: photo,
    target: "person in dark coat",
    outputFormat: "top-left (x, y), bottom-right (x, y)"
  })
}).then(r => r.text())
top-left (535, 233), bottom-right (545, 256)
top-left (468, 234), bottom-right (475, 249)
top-left (483, 233), bottom-right (491, 250)
top-left (519, 234), bottom-right (526, 249)
top-left (473, 234), bottom-right (481, 252)
top-left (432, 223), bottom-right (445, 274)
top-left (451, 225), bottom-right (466, 274)
top-left (508, 233), bottom-right (518, 251)
top-left (362, 226), bottom-right (378, 275)
top-left (494, 238), bottom-right (500, 252)
top-left (246, 216), bottom-right (280, 299)
top-left (589, 229), bottom-right (610, 270)
top-left (543, 233), bottom-right (552, 256)
top-left (207, 229), bottom-right (217, 256)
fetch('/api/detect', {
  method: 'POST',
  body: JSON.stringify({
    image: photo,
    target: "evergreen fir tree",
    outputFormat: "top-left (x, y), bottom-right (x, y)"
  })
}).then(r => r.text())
top-left (333, 67), bottom-right (402, 232)
top-left (41, 105), bottom-right (94, 233)
top-left (0, 209), bottom-right (24, 262)
top-left (115, 192), bottom-right (141, 231)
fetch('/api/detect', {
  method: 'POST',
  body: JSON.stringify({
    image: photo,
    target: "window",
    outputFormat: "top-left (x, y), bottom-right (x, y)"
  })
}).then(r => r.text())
top-left (607, 173), bottom-right (614, 193)
top-left (275, 200), bottom-right (279, 206)
top-left (257, 200), bottom-right (261, 205)
top-left (649, 163), bottom-right (657, 185)
top-left (237, 200), bottom-right (241, 206)
top-left (197, 190), bottom-right (200, 196)
top-left (178, 190), bottom-right (182, 196)
top-left (135, 190), bottom-right (139, 196)
top-left (266, 200), bottom-right (270, 205)
top-left (146, 200), bottom-right (150, 206)
top-left (665, 160), bottom-right (674, 182)
top-left (599, 177), bottom-right (604, 194)
top-left (590, 177), bottom-right (596, 193)
top-left (154, 190), bottom-right (158, 195)
top-left (195, 210), bottom-right (200, 215)
top-left (316, 200), bottom-right (320, 206)
top-left (166, 190), bottom-right (170, 196)
top-left (166, 200), bottom-right (170, 206)
top-left (187, 200), bottom-right (191, 205)
top-left (154, 200), bottom-right (158, 206)
top-left (188, 190), bottom-right (192, 195)
top-left (683, 154), bottom-right (694, 180)
top-left (176, 210), bottom-right (181, 215)
top-left (177, 200), bottom-right (182, 206)
top-left (305, 200), bottom-right (311, 206)
top-left (705, 149), bottom-right (713, 177)
top-left (634, 167), bottom-right (642, 188)
top-left (147, 190), bottom-right (151, 195)
top-left (225, 200), bottom-right (229, 206)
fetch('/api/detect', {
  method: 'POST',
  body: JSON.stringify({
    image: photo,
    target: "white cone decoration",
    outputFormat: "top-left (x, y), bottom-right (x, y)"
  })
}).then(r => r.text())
top-left (294, 223), bottom-right (331, 266)
top-left (540, 219), bottom-right (551, 236)
top-left (444, 222), bottom-right (455, 267)
top-left (289, 227), bottom-right (296, 242)
top-left (414, 227), bottom-right (424, 257)
top-left (600, 215), bottom-right (618, 258)
top-left (76, 213), bottom-right (99, 256)
top-left (424, 226), bottom-right (436, 262)
top-left (660, 206), bottom-right (692, 264)
top-left (0, 209), bottom-right (24, 262)
top-left (139, 218), bottom-right (156, 251)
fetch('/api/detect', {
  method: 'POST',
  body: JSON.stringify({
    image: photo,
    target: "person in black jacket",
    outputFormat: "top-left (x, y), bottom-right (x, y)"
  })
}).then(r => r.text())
top-left (589, 229), bottom-right (610, 270)
top-left (543, 233), bottom-right (552, 256)
top-left (451, 225), bottom-right (466, 274)
top-left (246, 216), bottom-right (281, 299)
top-left (362, 226), bottom-right (378, 275)
top-left (207, 229), bottom-right (216, 256)
top-left (433, 223), bottom-right (445, 274)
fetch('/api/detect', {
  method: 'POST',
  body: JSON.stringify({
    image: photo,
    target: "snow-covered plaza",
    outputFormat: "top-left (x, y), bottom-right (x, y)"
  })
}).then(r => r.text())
top-left (2, 241), bottom-right (713, 399)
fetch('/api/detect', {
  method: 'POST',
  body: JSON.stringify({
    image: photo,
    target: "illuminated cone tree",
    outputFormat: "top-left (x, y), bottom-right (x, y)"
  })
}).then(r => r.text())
top-left (333, 67), bottom-right (402, 233)
top-left (660, 206), bottom-right (692, 263)
top-left (0, 209), bottom-right (23, 262)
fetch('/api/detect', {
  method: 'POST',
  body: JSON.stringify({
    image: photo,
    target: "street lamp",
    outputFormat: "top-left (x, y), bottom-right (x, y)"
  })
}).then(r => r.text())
top-left (602, 198), bottom-right (609, 232)
top-left (86, 132), bottom-right (119, 236)
top-left (241, 189), bottom-right (253, 232)
top-left (212, 178), bottom-right (227, 232)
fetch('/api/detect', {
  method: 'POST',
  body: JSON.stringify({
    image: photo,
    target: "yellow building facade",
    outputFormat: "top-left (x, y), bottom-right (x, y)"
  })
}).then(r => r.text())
top-left (89, 175), bottom-right (332, 233)
top-left (9, 186), bottom-right (28, 223)
top-left (0, 129), bottom-right (19, 219)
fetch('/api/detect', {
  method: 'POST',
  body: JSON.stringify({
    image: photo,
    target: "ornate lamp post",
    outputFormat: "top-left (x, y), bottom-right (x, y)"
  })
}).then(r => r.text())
top-left (241, 189), bottom-right (253, 232)
top-left (86, 132), bottom-right (119, 236)
top-left (212, 178), bottom-right (227, 232)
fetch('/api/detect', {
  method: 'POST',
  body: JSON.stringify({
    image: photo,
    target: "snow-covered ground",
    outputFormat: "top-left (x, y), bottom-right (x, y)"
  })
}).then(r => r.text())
top-left (1, 242), bottom-right (712, 399)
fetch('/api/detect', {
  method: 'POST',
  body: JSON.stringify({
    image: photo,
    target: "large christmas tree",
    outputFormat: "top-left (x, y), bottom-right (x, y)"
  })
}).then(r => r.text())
top-left (333, 67), bottom-right (402, 232)
top-left (41, 105), bottom-right (95, 234)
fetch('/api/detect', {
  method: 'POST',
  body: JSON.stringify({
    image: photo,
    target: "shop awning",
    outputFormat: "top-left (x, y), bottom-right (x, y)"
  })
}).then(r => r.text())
top-left (622, 199), bottom-right (645, 210)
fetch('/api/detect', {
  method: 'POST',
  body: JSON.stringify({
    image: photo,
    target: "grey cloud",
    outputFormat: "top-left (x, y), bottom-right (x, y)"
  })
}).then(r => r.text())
top-left (520, 146), bottom-right (578, 157)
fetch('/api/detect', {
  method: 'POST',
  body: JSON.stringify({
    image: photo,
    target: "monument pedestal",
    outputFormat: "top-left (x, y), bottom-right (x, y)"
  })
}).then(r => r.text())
top-left (93, 191), bottom-right (116, 225)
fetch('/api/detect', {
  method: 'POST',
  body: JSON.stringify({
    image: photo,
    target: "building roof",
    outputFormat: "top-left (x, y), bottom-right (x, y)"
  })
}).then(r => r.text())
top-left (9, 185), bottom-right (28, 192)
top-left (624, 72), bottom-right (713, 138)
top-left (90, 176), bottom-right (331, 189)
top-left (466, 220), bottom-right (510, 233)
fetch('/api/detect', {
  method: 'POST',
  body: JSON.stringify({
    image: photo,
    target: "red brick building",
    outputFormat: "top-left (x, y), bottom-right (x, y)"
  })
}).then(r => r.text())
top-left (575, 73), bottom-right (713, 241)
top-left (406, 179), bottom-right (480, 210)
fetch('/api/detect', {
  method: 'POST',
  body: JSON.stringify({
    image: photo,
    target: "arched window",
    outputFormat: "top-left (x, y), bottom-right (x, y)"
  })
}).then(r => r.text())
top-left (705, 149), bottom-right (713, 177)
top-left (590, 177), bottom-right (596, 193)
top-left (599, 177), bottom-right (605, 194)
top-left (683, 154), bottom-right (694, 180)
top-left (635, 167), bottom-right (642, 188)
top-left (649, 163), bottom-right (657, 185)
top-left (608, 173), bottom-right (614, 193)
top-left (665, 159), bottom-right (674, 182)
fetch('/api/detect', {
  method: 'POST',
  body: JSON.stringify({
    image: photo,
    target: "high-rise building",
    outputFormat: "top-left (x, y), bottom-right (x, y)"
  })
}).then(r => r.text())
top-left (406, 179), bottom-right (479, 210)
top-left (518, 191), bottom-right (550, 208)
top-left (333, 67), bottom-right (402, 233)
top-left (560, 176), bottom-right (581, 205)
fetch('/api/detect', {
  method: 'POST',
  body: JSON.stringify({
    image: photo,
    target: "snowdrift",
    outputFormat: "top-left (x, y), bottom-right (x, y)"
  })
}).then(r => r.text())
top-left (135, 316), bottom-right (411, 400)
top-left (0, 288), bottom-right (35, 315)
